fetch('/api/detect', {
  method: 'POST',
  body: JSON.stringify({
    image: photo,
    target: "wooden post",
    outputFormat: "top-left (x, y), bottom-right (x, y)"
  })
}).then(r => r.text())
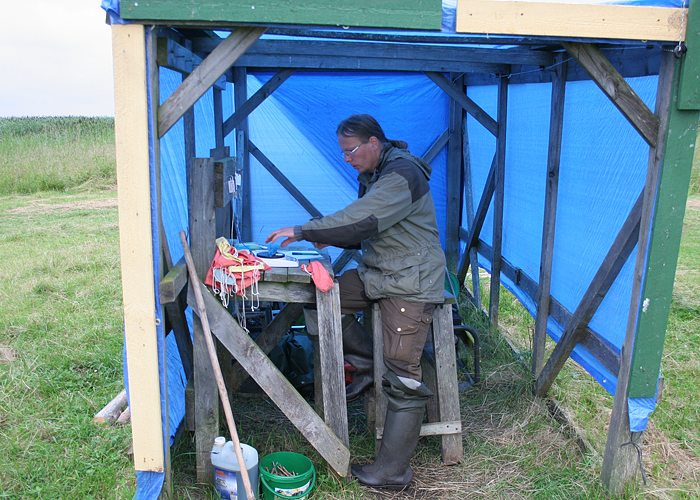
top-left (489, 77), bottom-right (508, 328)
top-left (602, 49), bottom-right (700, 494)
top-left (532, 55), bottom-right (567, 377)
top-left (233, 67), bottom-right (252, 241)
top-left (188, 158), bottom-right (218, 483)
top-left (315, 282), bottom-right (350, 447)
top-left (112, 22), bottom-right (165, 474)
top-left (445, 74), bottom-right (464, 273)
top-left (462, 104), bottom-right (481, 308)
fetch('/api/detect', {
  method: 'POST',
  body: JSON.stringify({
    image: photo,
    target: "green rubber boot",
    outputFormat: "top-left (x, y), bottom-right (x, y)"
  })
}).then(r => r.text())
top-left (351, 371), bottom-right (432, 489)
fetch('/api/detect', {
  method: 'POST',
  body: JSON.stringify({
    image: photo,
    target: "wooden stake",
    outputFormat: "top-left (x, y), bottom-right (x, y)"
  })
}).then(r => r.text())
top-left (93, 388), bottom-right (128, 426)
top-left (179, 231), bottom-right (256, 500)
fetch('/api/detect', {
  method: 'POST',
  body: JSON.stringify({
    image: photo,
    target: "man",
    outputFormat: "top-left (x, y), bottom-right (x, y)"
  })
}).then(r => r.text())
top-left (266, 114), bottom-right (445, 489)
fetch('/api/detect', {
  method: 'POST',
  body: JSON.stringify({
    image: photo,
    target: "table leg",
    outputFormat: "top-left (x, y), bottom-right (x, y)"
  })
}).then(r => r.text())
top-left (315, 281), bottom-right (350, 448)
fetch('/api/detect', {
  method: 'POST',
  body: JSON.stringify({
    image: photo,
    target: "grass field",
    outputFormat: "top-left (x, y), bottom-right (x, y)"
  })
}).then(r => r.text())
top-left (0, 117), bottom-right (698, 499)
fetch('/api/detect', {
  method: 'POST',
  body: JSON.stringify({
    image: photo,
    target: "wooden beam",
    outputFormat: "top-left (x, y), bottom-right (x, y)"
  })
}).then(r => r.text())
top-left (332, 250), bottom-right (361, 275)
top-left (456, 1), bottom-right (688, 42)
top-left (445, 74), bottom-right (464, 273)
top-left (532, 55), bottom-right (567, 378)
top-left (190, 281), bottom-right (351, 477)
top-left (234, 67), bottom-right (252, 242)
top-left (462, 111), bottom-right (481, 309)
top-left (248, 140), bottom-right (324, 219)
top-left (457, 153), bottom-right (497, 286)
top-left (422, 128), bottom-right (450, 165)
top-left (111, 22), bottom-right (165, 473)
top-left (536, 190), bottom-right (644, 398)
top-left (120, 0), bottom-right (443, 30)
top-left (159, 256), bottom-right (187, 304)
top-left (315, 283), bottom-right (349, 447)
top-left (158, 26), bottom-right (265, 138)
top-left (193, 37), bottom-right (554, 68)
top-left (489, 77), bottom-right (508, 328)
top-left (222, 68), bottom-right (296, 138)
top-left (561, 41), bottom-right (659, 148)
top-left (424, 71), bottom-right (499, 137)
top-left (188, 158), bottom-right (218, 483)
top-left (601, 51), bottom-right (678, 495)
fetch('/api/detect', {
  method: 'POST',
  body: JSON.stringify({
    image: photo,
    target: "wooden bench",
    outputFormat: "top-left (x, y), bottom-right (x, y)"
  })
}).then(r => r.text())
top-left (365, 294), bottom-right (463, 465)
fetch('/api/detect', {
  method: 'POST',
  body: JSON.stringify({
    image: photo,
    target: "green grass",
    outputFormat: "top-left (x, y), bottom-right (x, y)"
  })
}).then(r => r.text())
top-left (0, 117), bottom-right (698, 499)
top-left (0, 117), bottom-right (116, 195)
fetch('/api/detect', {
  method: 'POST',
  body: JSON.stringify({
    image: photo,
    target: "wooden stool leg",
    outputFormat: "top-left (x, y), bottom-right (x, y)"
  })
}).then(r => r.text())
top-left (433, 304), bottom-right (463, 465)
top-left (372, 303), bottom-right (387, 455)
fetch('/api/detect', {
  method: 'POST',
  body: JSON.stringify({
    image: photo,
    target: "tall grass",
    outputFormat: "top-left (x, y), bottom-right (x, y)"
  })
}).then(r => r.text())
top-left (0, 117), bottom-right (116, 194)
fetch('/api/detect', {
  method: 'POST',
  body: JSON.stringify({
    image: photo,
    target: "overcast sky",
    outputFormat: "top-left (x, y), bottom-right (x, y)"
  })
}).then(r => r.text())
top-left (1, 0), bottom-right (114, 117)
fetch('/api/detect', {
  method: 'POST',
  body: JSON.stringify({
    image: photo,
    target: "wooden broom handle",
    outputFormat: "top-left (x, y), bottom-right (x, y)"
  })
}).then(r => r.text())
top-left (179, 231), bottom-right (256, 500)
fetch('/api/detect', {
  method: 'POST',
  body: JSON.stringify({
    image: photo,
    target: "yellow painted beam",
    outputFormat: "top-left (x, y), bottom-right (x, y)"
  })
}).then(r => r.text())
top-left (111, 23), bottom-right (165, 473)
top-left (457, 1), bottom-right (688, 42)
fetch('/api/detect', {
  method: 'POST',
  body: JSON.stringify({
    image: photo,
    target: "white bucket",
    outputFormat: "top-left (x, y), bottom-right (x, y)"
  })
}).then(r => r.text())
top-left (211, 437), bottom-right (259, 500)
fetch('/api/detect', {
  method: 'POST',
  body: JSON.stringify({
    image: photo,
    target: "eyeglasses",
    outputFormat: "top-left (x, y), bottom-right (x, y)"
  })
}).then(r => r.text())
top-left (341, 141), bottom-right (367, 158)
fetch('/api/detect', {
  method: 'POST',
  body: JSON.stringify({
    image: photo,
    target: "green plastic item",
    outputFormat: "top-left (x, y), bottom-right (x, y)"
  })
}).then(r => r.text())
top-left (259, 452), bottom-right (316, 500)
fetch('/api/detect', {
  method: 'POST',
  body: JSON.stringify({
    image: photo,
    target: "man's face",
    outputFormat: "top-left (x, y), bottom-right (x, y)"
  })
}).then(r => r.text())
top-left (338, 135), bottom-right (381, 175)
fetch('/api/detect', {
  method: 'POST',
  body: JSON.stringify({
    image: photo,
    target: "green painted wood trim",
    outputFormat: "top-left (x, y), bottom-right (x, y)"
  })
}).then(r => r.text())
top-left (678, 0), bottom-right (700, 110)
top-left (119, 0), bottom-right (442, 31)
top-left (627, 60), bottom-right (700, 398)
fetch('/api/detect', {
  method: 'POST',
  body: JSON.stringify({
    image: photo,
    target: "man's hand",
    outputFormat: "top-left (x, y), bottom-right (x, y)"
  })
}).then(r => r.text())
top-left (265, 227), bottom-right (297, 247)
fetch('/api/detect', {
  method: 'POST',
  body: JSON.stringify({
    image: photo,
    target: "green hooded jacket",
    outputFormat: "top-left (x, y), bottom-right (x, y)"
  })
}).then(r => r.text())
top-left (294, 145), bottom-right (446, 304)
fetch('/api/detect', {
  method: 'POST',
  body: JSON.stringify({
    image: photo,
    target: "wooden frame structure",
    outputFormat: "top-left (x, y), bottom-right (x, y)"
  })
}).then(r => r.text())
top-left (109, 0), bottom-right (700, 497)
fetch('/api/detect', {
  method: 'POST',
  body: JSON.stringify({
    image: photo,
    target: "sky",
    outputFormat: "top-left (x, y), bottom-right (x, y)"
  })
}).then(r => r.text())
top-left (1, 0), bottom-right (115, 117)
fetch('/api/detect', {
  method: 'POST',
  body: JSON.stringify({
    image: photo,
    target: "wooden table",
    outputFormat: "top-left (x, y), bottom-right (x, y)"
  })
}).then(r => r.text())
top-left (161, 256), bottom-right (351, 478)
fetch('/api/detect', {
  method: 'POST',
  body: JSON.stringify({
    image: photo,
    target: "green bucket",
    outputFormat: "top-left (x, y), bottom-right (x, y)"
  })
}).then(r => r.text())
top-left (259, 452), bottom-right (316, 500)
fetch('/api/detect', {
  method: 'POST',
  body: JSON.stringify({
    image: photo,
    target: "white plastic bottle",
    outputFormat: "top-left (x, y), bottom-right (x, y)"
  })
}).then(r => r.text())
top-left (211, 436), bottom-right (259, 500)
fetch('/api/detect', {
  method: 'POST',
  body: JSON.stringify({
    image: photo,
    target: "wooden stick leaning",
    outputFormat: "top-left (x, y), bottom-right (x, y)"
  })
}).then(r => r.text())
top-left (179, 231), bottom-right (256, 500)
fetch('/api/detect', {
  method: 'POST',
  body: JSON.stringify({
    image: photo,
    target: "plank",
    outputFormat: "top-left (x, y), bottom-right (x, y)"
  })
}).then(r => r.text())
top-left (462, 112), bottom-right (481, 309)
top-left (376, 421), bottom-right (462, 439)
top-left (561, 41), bottom-right (659, 148)
top-left (228, 302), bottom-right (305, 393)
top-left (445, 75), bottom-right (464, 273)
top-left (422, 128), bottom-right (450, 165)
top-left (119, 0), bottom-right (442, 30)
top-left (315, 283), bottom-right (349, 447)
top-left (188, 158), bottom-right (218, 483)
top-left (111, 22), bottom-right (164, 473)
top-left (456, 1), bottom-right (689, 42)
top-left (158, 27), bottom-right (265, 138)
top-left (256, 281), bottom-right (316, 303)
top-left (223, 69), bottom-right (297, 138)
top-left (457, 153), bottom-right (497, 286)
top-left (190, 281), bottom-right (351, 477)
top-left (601, 51), bottom-right (679, 495)
top-left (536, 190), bottom-right (644, 398)
top-left (432, 304), bottom-right (463, 465)
top-left (371, 304), bottom-right (387, 455)
top-left (249, 140), bottom-right (324, 219)
top-left (159, 256), bottom-right (187, 304)
top-left (212, 87), bottom-right (225, 151)
top-left (234, 67), bottom-right (252, 242)
top-left (489, 78), bottom-right (509, 328)
top-left (287, 266), bottom-right (312, 284)
top-left (532, 55), bottom-right (567, 378)
top-left (678, 0), bottom-right (700, 110)
top-left (424, 71), bottom-right (499, 137)
top-left (262, 267), bottom-right (289, 283)
top-left (192, 37), bottom-right (554, 68)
